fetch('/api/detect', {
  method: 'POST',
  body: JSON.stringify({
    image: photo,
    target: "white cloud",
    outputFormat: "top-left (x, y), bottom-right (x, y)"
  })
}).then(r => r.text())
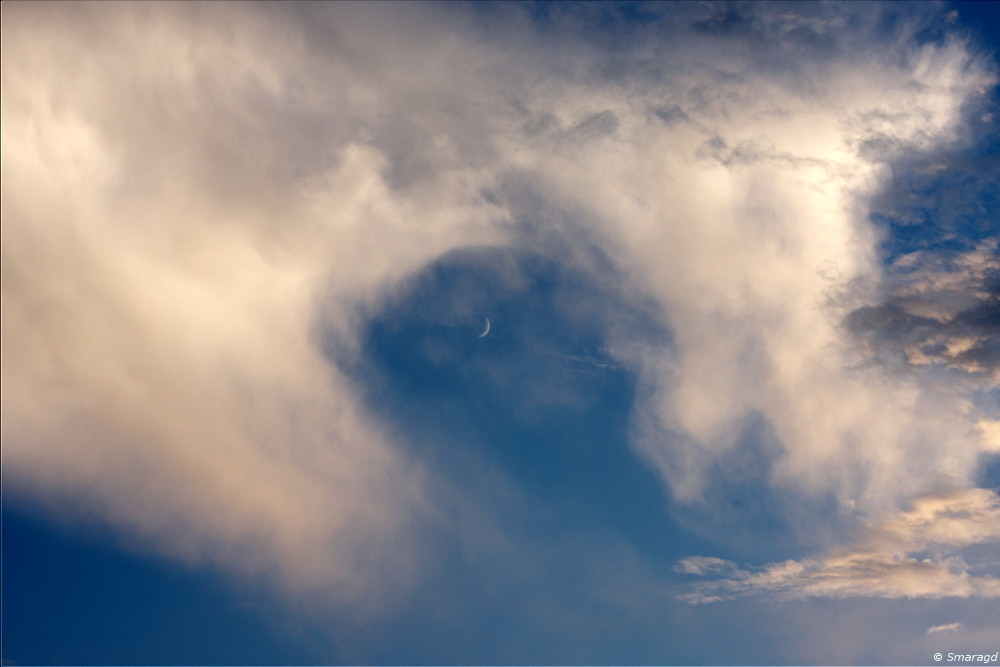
top-left (2, 1), bottom-right (996, 611)
top-left (1, 1), bottom-right (506, 606)
top-left (678, 488), bottom-right (1000, 603)
top-left (928, 622), bottom-right (965, 635)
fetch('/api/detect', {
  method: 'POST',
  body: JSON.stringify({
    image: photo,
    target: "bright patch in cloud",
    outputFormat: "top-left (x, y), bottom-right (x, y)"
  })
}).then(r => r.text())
top-left (928, 622), bottom-right (965, 635)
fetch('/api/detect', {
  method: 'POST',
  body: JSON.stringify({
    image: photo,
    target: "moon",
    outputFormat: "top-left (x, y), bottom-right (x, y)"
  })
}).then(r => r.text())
top-left (477, 318), bottom-right (491, 338)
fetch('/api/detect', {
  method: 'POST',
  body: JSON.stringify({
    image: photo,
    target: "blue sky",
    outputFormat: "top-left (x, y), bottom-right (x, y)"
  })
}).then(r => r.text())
top-left (2, 2), bottom-right (999, 665)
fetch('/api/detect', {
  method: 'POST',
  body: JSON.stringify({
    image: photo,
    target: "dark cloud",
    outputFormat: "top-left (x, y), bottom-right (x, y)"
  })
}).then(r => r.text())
top-left (565, 109), bottom-right (619, 141)
top-left (652, 104), bottom-right (690, 125)
top-left (847, 240), bottom-right (1000, 381)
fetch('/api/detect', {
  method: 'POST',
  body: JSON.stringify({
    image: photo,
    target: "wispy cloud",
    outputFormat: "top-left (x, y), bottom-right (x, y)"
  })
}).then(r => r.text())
top-left (927, 622), bottom-right (965, 635)
top-left (678, 488), bottom-right (1000, 603)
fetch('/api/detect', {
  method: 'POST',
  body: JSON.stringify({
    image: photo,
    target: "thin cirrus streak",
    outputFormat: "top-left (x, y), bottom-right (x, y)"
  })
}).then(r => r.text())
top-left (1, 0), bottom-right (997, 615)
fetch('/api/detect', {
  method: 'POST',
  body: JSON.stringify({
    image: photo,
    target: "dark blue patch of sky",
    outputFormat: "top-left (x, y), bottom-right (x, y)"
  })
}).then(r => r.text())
top-left (0, 497), bottom-right (317, 666)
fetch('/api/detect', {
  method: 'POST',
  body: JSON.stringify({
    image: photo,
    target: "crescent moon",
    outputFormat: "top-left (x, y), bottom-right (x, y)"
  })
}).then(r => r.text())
top-left (477, 318), bottom-right (491, 338)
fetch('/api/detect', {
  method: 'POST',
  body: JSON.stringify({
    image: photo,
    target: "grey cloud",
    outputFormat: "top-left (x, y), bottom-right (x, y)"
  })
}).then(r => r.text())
top-left (522, 112), bottom-right (559, 137)
top-left (517, 109), bottom-right (620, 144)
top-left (695, 134), bottom-right (831, 169)
top-left (652, 105), bottom-right (690, 125)
top-left (674, 556), bottom-right (741, 576)
top-left (565, 110), bottom-right (620, 141)
top-left (847, 240), bottom-right (1000, 382)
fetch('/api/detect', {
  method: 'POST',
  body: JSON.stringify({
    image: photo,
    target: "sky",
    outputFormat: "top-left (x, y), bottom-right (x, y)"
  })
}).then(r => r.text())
top-left (2, 1), bottom-right (999, 665)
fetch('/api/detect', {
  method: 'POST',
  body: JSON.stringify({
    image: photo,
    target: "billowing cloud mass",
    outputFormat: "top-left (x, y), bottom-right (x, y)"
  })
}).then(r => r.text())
top-left (2, 0), bottom-right (997, 621)
top-left (677, 487), bottom-right (1000, 602)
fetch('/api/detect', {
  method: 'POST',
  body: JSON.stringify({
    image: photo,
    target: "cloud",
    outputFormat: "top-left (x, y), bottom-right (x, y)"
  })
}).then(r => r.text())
top-left (848, 239), bottom-right (1000, 383)
top-left (1, 1), bottom-right (506, 606)
top-left (678, 488), bottom-right (1000, 603)
top-left (2, 0), bottom-right (996, 624)
top-left (595, 21), bottom-right (996, 522)
top-left (927, 622), bottom-right (965, 635)
top-left (673, 556), bottom-right (742, 576)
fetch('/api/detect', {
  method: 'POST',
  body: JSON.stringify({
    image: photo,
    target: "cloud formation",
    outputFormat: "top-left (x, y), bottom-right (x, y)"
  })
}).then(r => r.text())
top-left (677, 488), bottom-right (1000, 603)
top-left (2, 0), bottom-right (997, 616)
top-left (1, 2), bottom-right (508, 605)
top-left (927, 622), bottom-right (965, 635)
top-left (848, 239), bottom-right (1000, 383)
